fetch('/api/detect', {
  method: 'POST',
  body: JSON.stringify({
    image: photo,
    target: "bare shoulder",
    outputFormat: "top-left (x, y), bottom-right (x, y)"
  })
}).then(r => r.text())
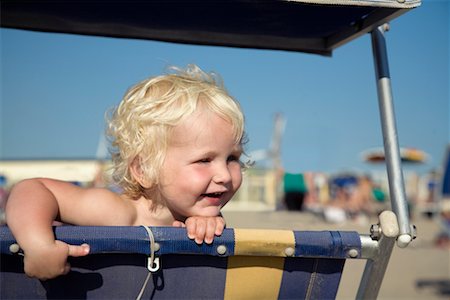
top-left (39, 178), bottom-right (125, 206)
top-left (35, 178), bottom-right (137, 226)
top-left (74, 188), bottom-right (138, 226)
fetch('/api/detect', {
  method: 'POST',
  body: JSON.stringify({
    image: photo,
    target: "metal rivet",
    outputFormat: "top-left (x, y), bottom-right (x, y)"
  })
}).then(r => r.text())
top-left (348, 249), bottom-right (359, 258)
top-left (217, 245), bottom-right (227, 255)
top-left (9, 243), bottom-right (20, 254)
top-left (285, 247), bottom-right (295, 257)
top-left (370, 224), bottom-right (381, 240)
top-left (153, 243), bottom-right (160, 252)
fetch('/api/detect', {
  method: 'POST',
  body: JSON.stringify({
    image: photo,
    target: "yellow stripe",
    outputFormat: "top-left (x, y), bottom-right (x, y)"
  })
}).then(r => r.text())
top-left (224, 256), bottom-right (284, 300)
top-left (223, 229), bottom-right (296, 300)
top-left (233, 228), bottom-right (295, 256)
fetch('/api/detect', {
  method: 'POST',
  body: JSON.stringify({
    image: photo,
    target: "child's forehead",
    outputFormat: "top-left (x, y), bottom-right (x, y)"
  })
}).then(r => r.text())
top-left (173, 110), bottom-right (229, 134)
top-left (168, 111), bottom-right (238, 146)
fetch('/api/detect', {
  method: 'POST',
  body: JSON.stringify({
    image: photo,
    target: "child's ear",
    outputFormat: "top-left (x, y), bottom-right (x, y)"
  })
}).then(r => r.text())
top-left (130, 156), bottom-right (152, 188)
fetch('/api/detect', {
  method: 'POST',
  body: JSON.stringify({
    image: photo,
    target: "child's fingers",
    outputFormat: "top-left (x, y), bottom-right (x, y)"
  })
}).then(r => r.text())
top-left (214, 217), bottom-right (226, 236)
top-left (172, 220), bottom-right (186, 227)
top-left (193, 219), bottom-right (206, 244)
top-left (63, 262), bottom-right (71, 275)
top-left (24, 241), bottom-right (76, 280)
top-left (67, 243), bottom-right (90, 257)
top-left (185, 218), bottom-right (197, 240)
top-left (184, 216), bottom-right (226, 244)
top-left (204, 218), bottom-right (216, 244)
top-left (195, 219), bottom-right (207, 244)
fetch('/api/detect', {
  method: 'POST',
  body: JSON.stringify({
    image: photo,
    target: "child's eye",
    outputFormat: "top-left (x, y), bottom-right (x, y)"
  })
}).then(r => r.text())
top-left (197, 158), bottom-right (211, 163)
top-left (227, 155), bottom-right (238, 162)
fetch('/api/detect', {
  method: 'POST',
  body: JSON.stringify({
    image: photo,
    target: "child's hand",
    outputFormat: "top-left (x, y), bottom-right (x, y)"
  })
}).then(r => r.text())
top-left (173, 216), bottom-right (226, 244)
top-left (22, 240), bottom-right (90, 280)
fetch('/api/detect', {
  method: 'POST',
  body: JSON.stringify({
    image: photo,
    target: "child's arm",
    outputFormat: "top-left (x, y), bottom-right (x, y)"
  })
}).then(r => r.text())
top-left (5, 178), bottom-right (90, 279)
top-left (5, 178), bottom-right (132, 279)
top-left (173, 216), bottom-right (226, 244)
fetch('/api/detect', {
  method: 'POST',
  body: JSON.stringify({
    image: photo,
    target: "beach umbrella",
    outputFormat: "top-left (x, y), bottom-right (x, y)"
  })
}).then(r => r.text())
top-left (361, 147), bottom-right (428, 164)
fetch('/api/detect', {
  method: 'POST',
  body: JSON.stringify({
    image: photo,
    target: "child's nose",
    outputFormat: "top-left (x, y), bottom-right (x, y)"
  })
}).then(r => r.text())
top-left (213, 164), bottom-right (232, 184)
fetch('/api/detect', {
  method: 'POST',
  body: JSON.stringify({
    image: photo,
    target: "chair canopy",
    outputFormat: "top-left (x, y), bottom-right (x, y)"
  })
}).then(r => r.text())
top-left (1, 0), bottom-right (420, 56)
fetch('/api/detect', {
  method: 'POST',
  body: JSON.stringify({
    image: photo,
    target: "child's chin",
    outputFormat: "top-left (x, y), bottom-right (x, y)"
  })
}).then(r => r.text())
top-left (195, 207), bottom-right (221, 217)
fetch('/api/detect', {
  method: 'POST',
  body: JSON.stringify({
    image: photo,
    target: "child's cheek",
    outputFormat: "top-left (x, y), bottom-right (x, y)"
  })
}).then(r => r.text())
top-left (231, 166), bottom-right (243, 191)
top-left (188, 167), bottom-right (212, 186)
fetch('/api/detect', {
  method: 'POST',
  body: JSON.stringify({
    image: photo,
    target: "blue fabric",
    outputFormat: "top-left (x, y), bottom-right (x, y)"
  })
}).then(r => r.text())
top-left (1, 254), bottom-right (346, 299)
top-left (2, 254), bottom-right (345, 299)
top-left (309, 258), bottom-right (346, 299)
top-left (278, 258), bottom-right (316, 299)
top-left (1, 253), bottom-right (228, 299)
top-left (147, 255), bottom-right (227, 299)
top-left (294, 230), bottom-right (361, 258)
top-left (152, 226), bottom-right (235, 256)
top-left (1, 226), bottom-right (361, 258)
top-left (0, 226), bottom-right (361, 258)
top-left (0, 226), bottom-right (362, 299)
top-left (278, 258), bottom-right (345, 299)
top-left (0, 225), bottom-right (236, 257)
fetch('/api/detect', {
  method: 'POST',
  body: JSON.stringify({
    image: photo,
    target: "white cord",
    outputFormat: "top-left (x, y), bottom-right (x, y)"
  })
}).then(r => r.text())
top-left (136, 273), bottom-right (152, 300)
top-left (136, 226), bottom-right (160, 300)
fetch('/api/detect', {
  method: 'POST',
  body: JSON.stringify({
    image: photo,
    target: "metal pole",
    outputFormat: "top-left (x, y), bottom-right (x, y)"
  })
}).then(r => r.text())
top-left (371, 24), bottom-right (412, 247)
top-left (357, 235), bottom-right (396, 299)
top-left (357, 211), bottom-right (399, 299)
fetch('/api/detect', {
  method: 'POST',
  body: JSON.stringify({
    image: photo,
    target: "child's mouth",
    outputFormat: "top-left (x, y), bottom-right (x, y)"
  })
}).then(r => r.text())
top-left (201, 192), bottom-right (226, 206)
top-left (202, 192), bottom-right (224, 198)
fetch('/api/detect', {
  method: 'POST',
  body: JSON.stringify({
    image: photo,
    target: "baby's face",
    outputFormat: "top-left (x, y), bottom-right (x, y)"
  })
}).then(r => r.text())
top-left (159, 110), bottom-right (242, 219)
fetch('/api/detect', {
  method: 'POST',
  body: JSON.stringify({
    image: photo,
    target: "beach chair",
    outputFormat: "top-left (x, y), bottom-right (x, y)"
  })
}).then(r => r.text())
top-left (0, 0), bottom-right (420, 299)
top-left (1, 211), bottom-right (398, 299)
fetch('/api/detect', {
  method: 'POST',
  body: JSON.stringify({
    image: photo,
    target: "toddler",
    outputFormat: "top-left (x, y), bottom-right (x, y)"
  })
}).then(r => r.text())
top-left (5, 64), bottom-right (246, 280)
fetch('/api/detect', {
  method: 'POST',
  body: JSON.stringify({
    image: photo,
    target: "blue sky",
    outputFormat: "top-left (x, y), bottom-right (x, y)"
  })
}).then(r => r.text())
top-left (1, 1), bottom-right (449, 175)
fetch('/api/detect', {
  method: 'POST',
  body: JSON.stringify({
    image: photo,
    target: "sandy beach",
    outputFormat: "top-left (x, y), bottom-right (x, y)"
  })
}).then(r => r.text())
top-left (222, 210), bottom-right (450, 300)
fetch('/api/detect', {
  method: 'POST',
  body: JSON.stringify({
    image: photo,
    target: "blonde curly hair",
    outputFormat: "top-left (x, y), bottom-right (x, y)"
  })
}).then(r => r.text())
top-left (107, 65), bottom-right (245, 203)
